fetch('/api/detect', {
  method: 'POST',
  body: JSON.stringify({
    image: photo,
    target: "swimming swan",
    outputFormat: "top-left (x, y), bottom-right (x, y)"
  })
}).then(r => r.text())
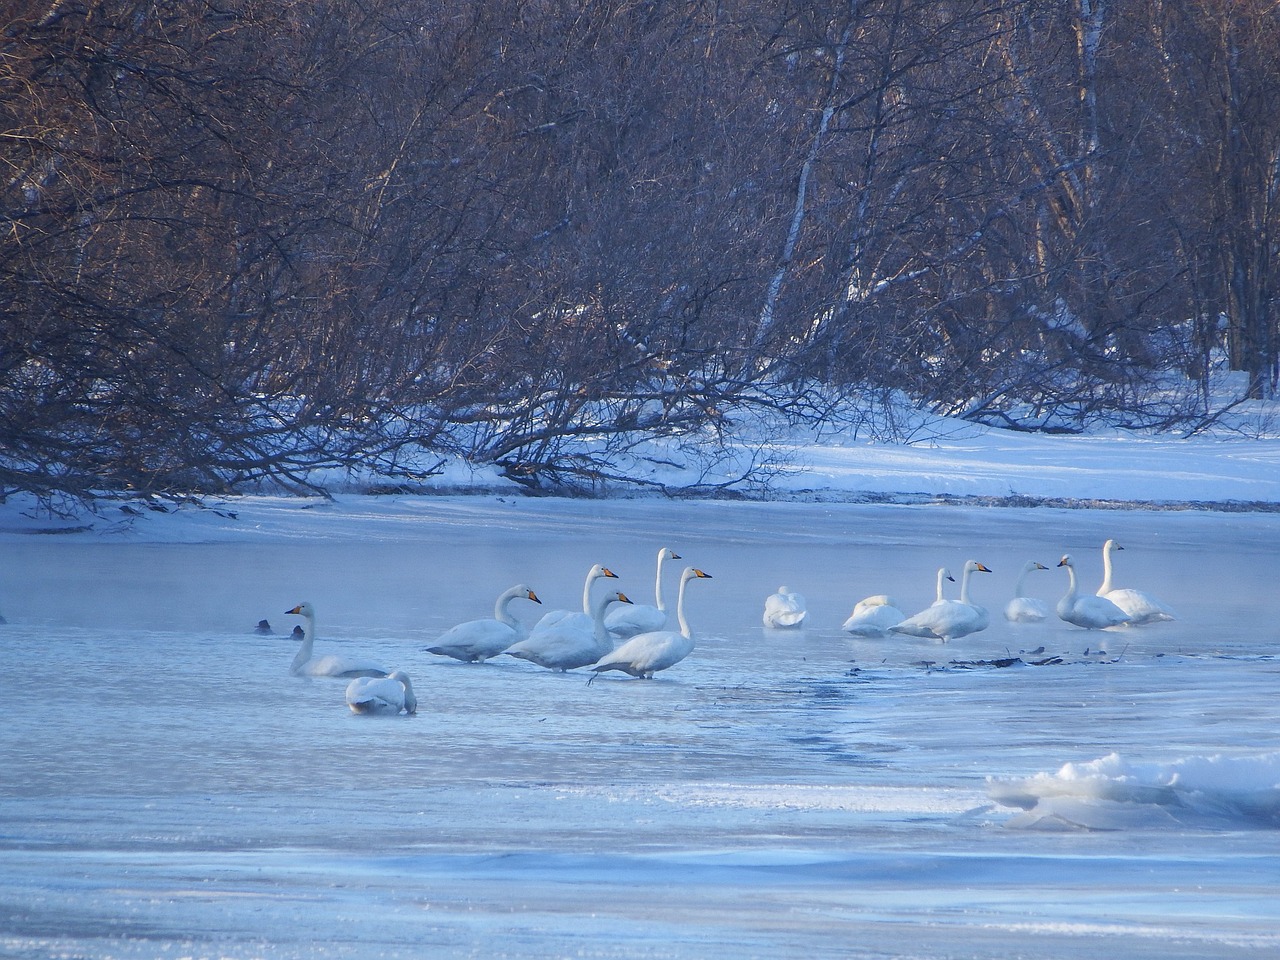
top-left (1005, 561), bottom-right (1051, 623)
top-left (590, 567), bottom-right (713, 679)
top-left (345, 670), bottom-right (417, 715)
top-left (606, 547), bottom-right (681, 638)
top-left (1056, 555), bottom-right (1128, 629)
top-left (841, 595), bottom-right (907, 636)
top-left (425, 584), bottom-right (542, 662)
top-left (1097, 539), bottom-right (1177, 624)
top-left (503, 590), bottom-right (632, 671)
top-left (763, 586), bottom-right (807, 628)
top-left (531, 564), bottom-right (619, 636)
top-left (889, 561), bottom-right (991, 641)
top-left (285, 602), bottom-right (389, 678)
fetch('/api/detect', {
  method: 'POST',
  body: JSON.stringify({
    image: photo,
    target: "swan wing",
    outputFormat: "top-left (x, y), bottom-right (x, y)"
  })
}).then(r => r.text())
top-left (605, 603), bottom-right (666, 638)
top-left (427, 619), bottom-right (520, 662)
top-left (1004, 597), bottom-right (1050, 623)
top-left (1103, 588), bottom-right (1177, 624)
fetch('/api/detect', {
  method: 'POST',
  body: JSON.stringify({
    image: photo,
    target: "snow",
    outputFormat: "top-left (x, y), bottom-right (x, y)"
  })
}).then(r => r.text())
top-left (2, 415), bottom-right (1280, 958)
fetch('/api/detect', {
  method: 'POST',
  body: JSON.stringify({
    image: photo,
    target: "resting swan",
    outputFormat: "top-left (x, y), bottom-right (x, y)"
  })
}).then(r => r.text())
top-left (606, 547), bottom-right (681, 638)
top-left (590, 567), bottom-right (713, 679)
top-left (841, 595), bottom-right (907, 636)
top-left (425, 584), bottom-right (542, 662)
top-left (1005, 561), bottom-right (1051, 623)
top-left (1097, 539), bottom-right (1177, 624)
top-left (883, 567), bottom-right (953, 638)
top-left (285, 602), bottom-right (389, 678)
top-left (889, 561), bottom-right (991, 641)
top-left (503, 590), bottom-right (632, 671)
top-left (530, 564), bottom-right (619, 636)
top-left (1056, 555), bottom-right (1128, 629)
top-left (345, 670), bottom-right (417, 715)
top-left (763, 586), bottom-right (807, 628)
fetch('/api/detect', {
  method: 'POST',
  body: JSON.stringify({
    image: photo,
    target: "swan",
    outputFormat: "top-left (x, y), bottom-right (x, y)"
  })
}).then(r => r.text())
top-left (503, 590), bottom-right (632, 671)
top-left (889, 561), bottom-right (991, 641)
top-left (1005, 561), bottom-right (1051, 622)
top-left (425, 584), bottom-right (542, 662)
top-left (1056, 555), bottom-right (1129, 629)
top-left (882, 567), bottom-right (953, 638)
top-left (605, 547), bottom-right (681, 638)
top-left (530, 564), bottom-right (619, 636)
top-left (763, 586), bottom-right (807, 628)
top-left (589, 567), bottom-right (713, 679)
top-left (285, 602), bottom-right (389, 678)
top-left (841, 595), bottom-right (906, 636)
top-left (345, 670), bottom-right (417, 715)
top-left (1097, 539), bottom-right (1177, 624)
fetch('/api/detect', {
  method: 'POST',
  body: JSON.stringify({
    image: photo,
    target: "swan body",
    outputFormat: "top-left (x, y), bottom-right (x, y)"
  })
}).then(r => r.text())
top-left (1097, 539), bottom-right (1177, 624)
top-left (841, 596), bottom-right (906, 636)
top-left (1005, 561), bottom-right (1051, 623)
top-left (763, 586), bottom-right (807, 628)
top-left (884, 567), bottom-right (954, 638)
top-left (1056, 555), bottom-right (1129, 629)
top-left (426, 584), bottom-right (541, 662)
top-left (590, 567), bottom-right (713, 679)
top-left (889, 561), bottom-right (991, 641)
top-left (504, 590), bottom-right (632, 671)
top-left (345, 670), bottom-right (417, 715)
top-left (530, 564), bottom-right (619, 636)
top-left (286, 602), bottom-right (389, 678)
top-left (606, 547), bottom-right (680, 638)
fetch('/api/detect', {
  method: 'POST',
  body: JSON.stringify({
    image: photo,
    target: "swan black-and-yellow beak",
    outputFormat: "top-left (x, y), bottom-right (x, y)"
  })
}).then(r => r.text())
top-left (527, 590), bottom-right (542, 604)
top-left (1057, 556), bottom-right (1071, 567)
top-left (617, 593), bottom-right (633, 604)
top-left (602, 567), bottom-right (619, 578)
top-left (975, 563), bottom-right (992, 573)
top-left (693, 569), bottom-right (713, 579)
top-left (286, 604), bottom-right (304, 615)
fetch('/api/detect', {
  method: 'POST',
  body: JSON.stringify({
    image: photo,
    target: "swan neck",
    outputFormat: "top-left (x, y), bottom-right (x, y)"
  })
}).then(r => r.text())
top-left (494, 588), bottom-right (519, 627)
top-left (934, 569), bottom-right (947, 603)
top-left (290, 614), bottom-right (315, 674)
top-left (1099, 544), bottom-right (1114, 595)
top-left (1063, 563), bottom-right (1078, 602)
top-left (675, 575), bottom-right (692, 638)
top-left (1014, 568), bottom-right (1029, 598)
top-left (591, 593), bottom-right (613, 640)
top-left (959, 566), bottom-right (973, 604)
top-left (654, 551), bottom-right (669, 611)
top-left (582, 571), bottom-right (597, 614)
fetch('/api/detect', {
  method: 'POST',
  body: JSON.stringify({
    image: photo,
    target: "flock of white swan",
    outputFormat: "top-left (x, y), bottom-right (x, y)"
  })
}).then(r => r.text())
top-left (279, 539), bottom-right (1174, 716)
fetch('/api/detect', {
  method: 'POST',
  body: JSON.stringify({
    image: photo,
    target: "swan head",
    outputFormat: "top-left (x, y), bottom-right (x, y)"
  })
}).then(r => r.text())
top-left (1024, 561), bottom-right (1049, 573)
top-left (286, 602), bottom-right (315, 618)
top-left (588, 564), bottom-right (619, 580)
top-left (965, 561), bottom-right (992, 575)
top-left (938, 567), bottom-right (955, 582)
top-left (1104, 539), bottom-right (1125, 554)
top-left (514, 585), bottom-right (541, 604)
top-left (1057, 555), bottom-right (1073, 568)
top-left (685, 567), bottom-right (713, 581)
top-left (606, 591), bottom-right (632, 607)
top-left (660, 547), bottom-right (681, 560)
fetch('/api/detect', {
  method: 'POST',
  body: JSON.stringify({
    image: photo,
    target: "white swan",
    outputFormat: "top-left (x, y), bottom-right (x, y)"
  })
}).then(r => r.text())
top-left (1097, 539), bottom-right (1177, 624)
top-left (590, 567), bottom-right (713, 679)
top-left (530, 564), bottom-right (619, 636)
top-left (285, 602), bottom-right (389, 678)
top-left (1056, 555), bottom-right (1128, 629)
top-left (1005, 561), bottom-right (1051, 623)
top-left (841, 595), bottom-right (906, 636)
top-left (345, 670), bottom-right (417, 715)
top-left (763, 585), bottom-right (807, 628)
top-left (882, 567), bottom-right (953, 638)
top-left (503, 590), bottom-right (632, 671)
top-left (425, 584), bottom-right (542, 662)
top-left (606, 547), bottom-right (681, 638)
top-left (889, 561), bottom-right (991, 641)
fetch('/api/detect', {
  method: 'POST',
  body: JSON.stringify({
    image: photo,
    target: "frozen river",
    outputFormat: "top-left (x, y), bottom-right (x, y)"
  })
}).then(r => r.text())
top-left (2, 496), bottom-right (1278, 958)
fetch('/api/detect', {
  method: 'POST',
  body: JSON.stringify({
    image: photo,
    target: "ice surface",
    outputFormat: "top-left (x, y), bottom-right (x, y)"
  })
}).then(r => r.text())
top-left (2, 490), bottom-right (1279, 958)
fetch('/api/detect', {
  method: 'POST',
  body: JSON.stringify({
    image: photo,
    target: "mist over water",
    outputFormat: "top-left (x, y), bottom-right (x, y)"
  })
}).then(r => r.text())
top-left (2, 498), bottom-right (1278, 958)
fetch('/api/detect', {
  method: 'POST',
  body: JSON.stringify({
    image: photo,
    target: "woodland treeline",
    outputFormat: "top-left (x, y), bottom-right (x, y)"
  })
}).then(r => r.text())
top-left (3, 1), bottom-right (1279, 503)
